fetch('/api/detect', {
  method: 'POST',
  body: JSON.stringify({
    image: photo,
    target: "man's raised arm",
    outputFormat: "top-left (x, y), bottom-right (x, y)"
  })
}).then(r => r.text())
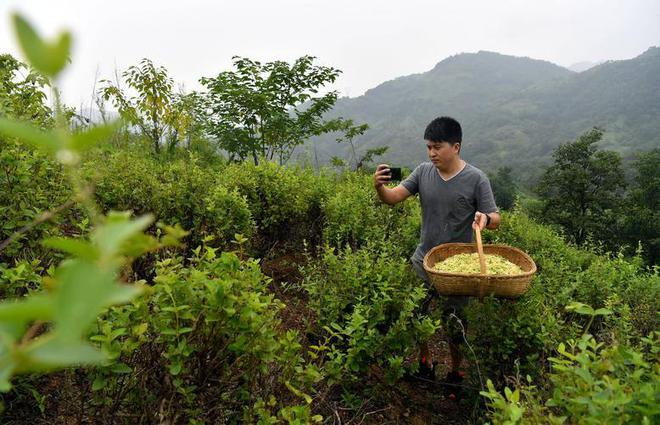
top-left (373, 164), bottom-right (412, 205)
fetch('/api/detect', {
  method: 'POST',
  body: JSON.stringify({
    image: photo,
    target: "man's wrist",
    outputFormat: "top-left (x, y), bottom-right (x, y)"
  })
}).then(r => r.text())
top-left (485, 213), bottom-right (491, 227)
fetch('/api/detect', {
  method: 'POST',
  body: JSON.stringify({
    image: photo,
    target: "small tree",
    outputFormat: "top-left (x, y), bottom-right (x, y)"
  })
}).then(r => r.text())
top-left (200, 55), bottom-right (362, 165)
top-left (0, 53), bottom-right (52, 126)
top-left (490, 166), bottom-right (517, 210)
top-left (100, 58), bottom-right (192, 154)
top-left (536, 128), bottom-right (626, 248)
top-left (622, 149), bottom-right (660, 265)
top-left (333, 118), bottom-right (388, 171)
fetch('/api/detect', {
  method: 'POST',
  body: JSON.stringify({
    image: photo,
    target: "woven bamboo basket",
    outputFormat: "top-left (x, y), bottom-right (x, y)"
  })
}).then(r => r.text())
top-left (422, 228), bottom-right (536, 299)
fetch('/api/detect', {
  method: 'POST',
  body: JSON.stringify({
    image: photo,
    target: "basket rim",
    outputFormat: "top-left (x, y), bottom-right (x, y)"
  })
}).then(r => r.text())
top-left (422, 242), bottom-right (537, 279)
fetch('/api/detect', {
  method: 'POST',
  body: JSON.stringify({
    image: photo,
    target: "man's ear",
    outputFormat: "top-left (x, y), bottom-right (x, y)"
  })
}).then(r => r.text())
top-left (454, 142), bottom-right (461, 154)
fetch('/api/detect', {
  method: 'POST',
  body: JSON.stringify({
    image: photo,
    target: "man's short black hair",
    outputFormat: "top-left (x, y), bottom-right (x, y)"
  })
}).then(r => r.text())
top-left (424, 116), bottom-right (462, 144)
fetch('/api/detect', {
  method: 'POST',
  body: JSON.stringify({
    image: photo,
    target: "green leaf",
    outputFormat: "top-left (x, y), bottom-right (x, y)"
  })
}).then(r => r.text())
top-left (565, 302), bottom-right (594, 316)
top-left (510, 405), bottom-right (523, 421)
top-left (593, 308), bottom-right (613, 316)
top-left (169, 361), bottom-right (182, 376)
top-left (0, 118), bottom-right (62, 152)
top-left (54, 260), bottom-right (114, 340)
top-left (42, 237), bottom-right (99, 261)
top-left (0, 296), bottom-right (54, 321)
top-left (285, 380), bottom-right (312, 404)
top-left (70, 121), bottom-right (121, 151)
top-left (111, 362), bottom-right (132, 374)
top-left (12, 14), bottom-right (71, 78)
top-left (93, 212), bottom-right (154, 259)
top-left (26, 339), bottom-right (105, 369)
top-left (92, 376), bottom-right (107, 391)
top-left (52, 260), bottom-right (128, 341)
top-left (103, 284), bottom-right (143, 305)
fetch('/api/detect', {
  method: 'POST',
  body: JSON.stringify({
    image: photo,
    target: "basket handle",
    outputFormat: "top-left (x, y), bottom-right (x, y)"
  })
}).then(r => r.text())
top-left (475, 226), bottom-right (488, 301)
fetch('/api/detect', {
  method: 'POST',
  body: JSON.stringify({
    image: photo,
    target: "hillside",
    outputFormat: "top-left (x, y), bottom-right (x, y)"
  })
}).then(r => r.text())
top-left (308, 48), bottom-right (660, 182)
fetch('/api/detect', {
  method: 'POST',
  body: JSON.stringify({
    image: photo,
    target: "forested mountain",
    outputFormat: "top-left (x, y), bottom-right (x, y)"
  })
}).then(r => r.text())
top-left (308, 48), bottom-right (660, 182)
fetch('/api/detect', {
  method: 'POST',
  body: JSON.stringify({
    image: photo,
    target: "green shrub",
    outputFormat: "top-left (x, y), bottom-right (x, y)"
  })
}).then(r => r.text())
top-left (0, 259), bottom-right (42, 299)
top-left (473, 210), bottom-right (658, 391)
top-left (482, 333), bottom-right (660, 425)
top-left (466, 286), bottom-right (568, 384)
top-left (546, 334), bottom-right (659, 424)
top-left (321, 172), bottom-right (420, 256)
top-left (221, 161), bottom-right (331, 252)
top-left (89, 248), bottom-right (322, 423)
top-left (0, 141), bottom-right (73, 262)
top-left (84, 151), bottom-right (255, 252)
top-left (84, 150), bottom-right (160, 216)
top-left (569, 255), bottom-right (659, 341)
top-left (487, 211), bottom-right (658, 343)
top-left (302, 244), bottom-right (438, 383)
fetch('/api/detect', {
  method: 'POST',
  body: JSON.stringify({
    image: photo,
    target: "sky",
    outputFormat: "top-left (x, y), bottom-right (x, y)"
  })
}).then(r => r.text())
top-left (1, 0), bottom-right (659, 109)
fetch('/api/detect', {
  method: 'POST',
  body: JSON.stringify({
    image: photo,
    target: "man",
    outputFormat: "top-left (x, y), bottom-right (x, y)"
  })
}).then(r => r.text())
top-left (373, 116), bottom-right (500, 396)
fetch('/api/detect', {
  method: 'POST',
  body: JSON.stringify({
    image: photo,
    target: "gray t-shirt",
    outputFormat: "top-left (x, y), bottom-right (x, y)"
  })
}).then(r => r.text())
top-left (401, 162), bottom-right (498, 261)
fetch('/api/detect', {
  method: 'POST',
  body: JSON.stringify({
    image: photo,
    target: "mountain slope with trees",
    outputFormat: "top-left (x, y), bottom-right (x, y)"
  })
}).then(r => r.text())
top-left (309, 48), bottom-right (660, 182)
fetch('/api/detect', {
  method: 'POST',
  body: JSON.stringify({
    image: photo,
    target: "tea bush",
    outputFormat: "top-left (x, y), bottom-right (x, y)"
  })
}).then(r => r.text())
top-left (482, 333), bottom-right (659, 425)
top-left (465, 287), bottom-right (568, 384)
top-left (302, 244), bottom-right (439, 383)
top-left (84, 150), bottom-right (255, 252)
top-left (545, 334), bottom-right (659, 424)
top-left (88, 247), bottom-right (322, 423)
top-left (221, 160), bottom-right (331, 252)
top-left (467, 210), bottom-right (658, 392)
top-left (490, 211), bottom-right (658, 339)
top-left (0, 259), bottom-right (43, 299)
top-left (0, 140), bottom-right (73, 262)
top-left (321, 172), bottom-right (421, 256)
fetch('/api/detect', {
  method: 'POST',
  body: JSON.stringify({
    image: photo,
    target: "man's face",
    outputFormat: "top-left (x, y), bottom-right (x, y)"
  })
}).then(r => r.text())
top-left (426, 140), bottom-right (460, 169)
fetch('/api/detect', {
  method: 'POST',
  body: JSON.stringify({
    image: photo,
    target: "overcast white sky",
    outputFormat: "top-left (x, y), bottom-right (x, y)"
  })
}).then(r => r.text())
top-left (1, 0), bottom-right (659, 108)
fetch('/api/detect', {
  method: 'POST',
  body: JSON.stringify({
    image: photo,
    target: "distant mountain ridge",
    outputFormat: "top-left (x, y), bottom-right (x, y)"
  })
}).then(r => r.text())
top-left (567, 61), bottom-right (604, 72)
top-left (305, 48), bottom-right (660, 182)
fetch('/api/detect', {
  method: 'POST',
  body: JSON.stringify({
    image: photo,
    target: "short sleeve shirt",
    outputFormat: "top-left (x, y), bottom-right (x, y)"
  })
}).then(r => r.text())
top-left (401, 162), bottom-right (499, 261)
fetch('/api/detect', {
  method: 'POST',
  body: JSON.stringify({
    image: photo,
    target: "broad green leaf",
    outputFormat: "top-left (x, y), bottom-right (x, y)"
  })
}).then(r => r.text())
top-left (593, 308), bottom-right (613, 316)
top-left (119, 233), bottom-right (159, 258)
top-left (42, 237), bottom-right (99, 261)
top-left (70, 121), bottom-right (121, 151)
top-left (0, 359), bottom-right (18, 392)
top-left (93, 212), bottom-right (154, 259)
top-left (0, 296), bottom-right (53, 321)
top-left (510, 405), bottom-right (523, 421)
top-left (92, 376), bottom-right (107, 391)
top-left (111, 362), bottom-right (132, 374)
top-left (0, 118), bottom-right (62, 152)
top-left (103, 284), bottom-right (143, 305)
top-left (50, 32), bottom-right (72, 77)
top-left (565, 302), bottom-right (594, 316)
top-left (0, 322), bottom-right (31, 342)
top-left (12, 14), bottom-right (71, 78)
top-left (26, 339), bottom-right (104, 368)
top-left (169, 361), bottom-right (182, 376)
top-left (52, 260), bottom-right (117, 341)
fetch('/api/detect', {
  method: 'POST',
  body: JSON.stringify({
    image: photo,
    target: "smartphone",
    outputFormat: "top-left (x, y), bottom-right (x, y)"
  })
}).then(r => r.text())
top-left (388, 167), bottom-right (402, 182)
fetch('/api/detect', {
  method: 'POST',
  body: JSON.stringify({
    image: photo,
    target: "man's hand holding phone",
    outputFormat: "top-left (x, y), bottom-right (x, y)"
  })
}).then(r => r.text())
top-left (374, 164), bottom-right (396, 188)
top-left (373, 164), bottom-right (410, 205)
